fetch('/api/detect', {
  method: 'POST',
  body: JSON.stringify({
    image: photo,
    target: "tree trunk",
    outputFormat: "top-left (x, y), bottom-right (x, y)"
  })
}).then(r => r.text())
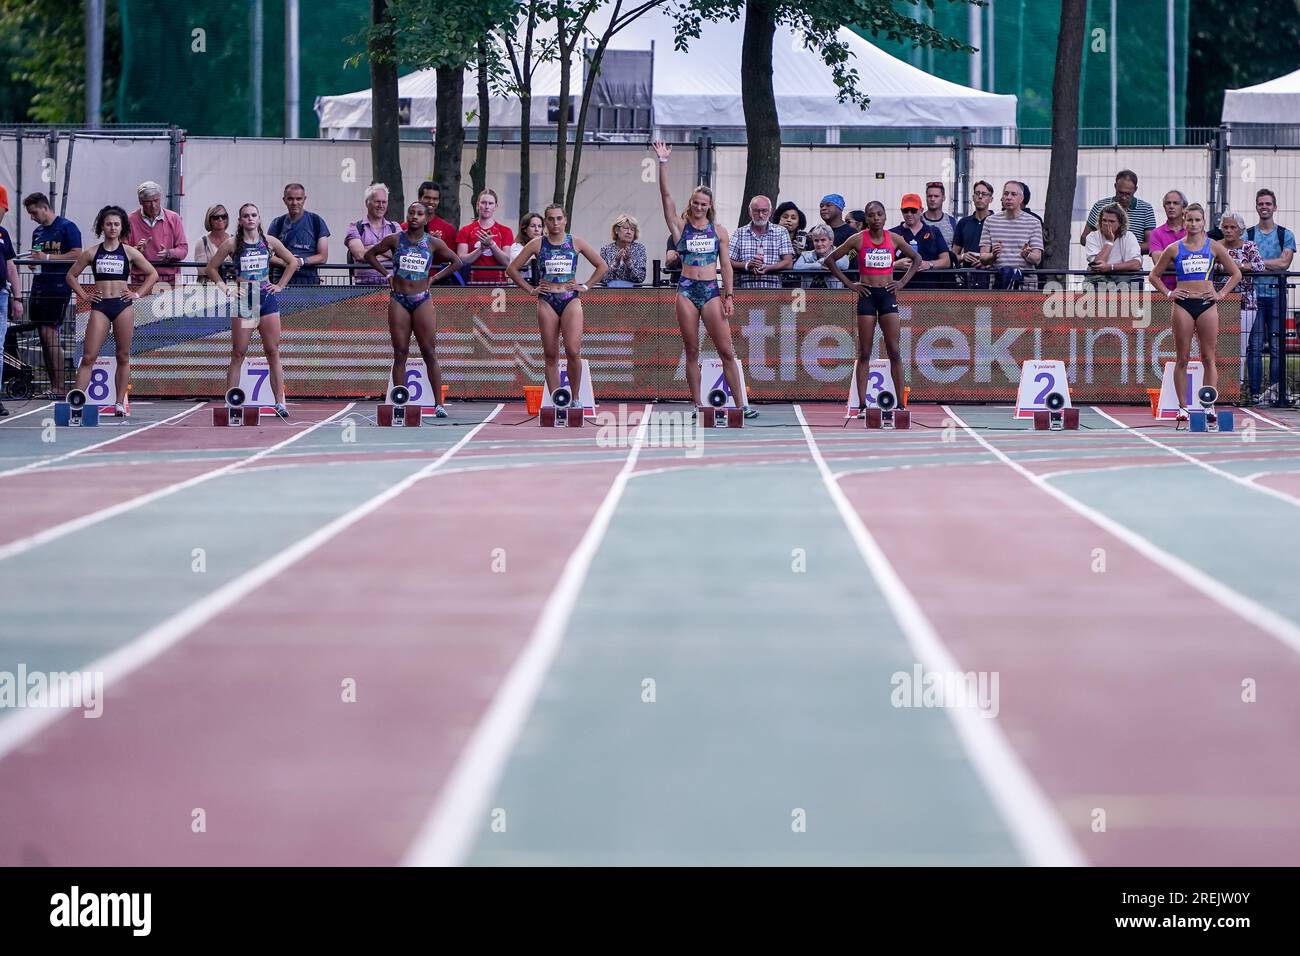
top-left (552, 26), bottom-right (574, 204)
top-left (368, 0), bottom-right (404, 212)
top-left (737, 0), bottom-right (780, 228)
top-left (470, 40), bottom-right (490, 201)
top-left (516, 3), bottom-right (537, 221)
top-left (564, 40), bottom-right (603, 216)
top-left (434, 66), bottom-right (465, 226)
top-left (1043, 0), bottom-right (1087, 277)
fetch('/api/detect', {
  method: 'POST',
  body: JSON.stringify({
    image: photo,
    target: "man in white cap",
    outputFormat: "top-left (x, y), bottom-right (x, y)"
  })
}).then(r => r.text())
top-left (127, 180), bottom-right (187, 287)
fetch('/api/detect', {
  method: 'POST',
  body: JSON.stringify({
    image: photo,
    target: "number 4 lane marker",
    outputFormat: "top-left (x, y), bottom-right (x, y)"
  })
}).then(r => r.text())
top-left (795, 405), bottom-right (1086, 868)
top-left (0, 401), bottom-right (207, 480)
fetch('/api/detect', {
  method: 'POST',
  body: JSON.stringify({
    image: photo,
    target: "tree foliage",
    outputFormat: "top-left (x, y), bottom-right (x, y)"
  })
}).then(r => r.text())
top-left (0, 0), bottom-right (121, 124)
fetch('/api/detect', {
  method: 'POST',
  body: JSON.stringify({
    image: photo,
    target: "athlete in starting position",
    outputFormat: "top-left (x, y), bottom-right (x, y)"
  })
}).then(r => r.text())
top-left (65, 205), bottom-right (158, 414)
top-left (363, 201), bottom-right (463, 417)
top-left (1148, 203), bottom-right (1240, 426)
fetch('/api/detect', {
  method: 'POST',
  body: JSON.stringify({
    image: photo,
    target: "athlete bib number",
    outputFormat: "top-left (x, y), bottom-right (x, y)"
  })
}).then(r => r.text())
top-left (398, 252), bottom-right (428, 275)
top-left (862, 248), bottom-right (892, 270)
top-left (685, 237), bottom-right (713, 255)
top-left (543, 257), bottom-right (571, 276)
top-left (96, 257), bottom-right (126, 277)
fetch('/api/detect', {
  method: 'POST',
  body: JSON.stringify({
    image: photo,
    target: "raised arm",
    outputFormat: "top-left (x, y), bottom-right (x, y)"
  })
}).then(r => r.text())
top-left (652, 141), bottom-right (683, 246)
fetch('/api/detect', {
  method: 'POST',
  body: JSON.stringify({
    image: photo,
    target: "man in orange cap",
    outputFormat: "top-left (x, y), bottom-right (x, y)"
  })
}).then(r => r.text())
top-left (0, 185), bottom-right (23, 415)
top-left (890, 191), bottom-right (951, 289)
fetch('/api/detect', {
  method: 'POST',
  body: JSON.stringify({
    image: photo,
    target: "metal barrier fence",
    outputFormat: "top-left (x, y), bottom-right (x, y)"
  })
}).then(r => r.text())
top-left (2, 266), bottom-right (1256, 405)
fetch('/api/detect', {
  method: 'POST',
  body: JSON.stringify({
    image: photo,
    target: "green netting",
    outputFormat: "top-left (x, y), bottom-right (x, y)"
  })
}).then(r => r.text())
top-left (115, 0), bottom-right (372, 137)
top-left (854, 0), bottom-right (1190, 139)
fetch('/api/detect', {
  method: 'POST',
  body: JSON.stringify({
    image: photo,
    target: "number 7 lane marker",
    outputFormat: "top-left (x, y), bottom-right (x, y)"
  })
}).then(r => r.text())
top-left (402, 405), bottom-right (653, 867)
top-left (0, 402), bottom-right (357, 562)
top-left (794, 405), bottom-right (1085, 868)
top-left (943, 405), bottom-right (1300, 657)
top-left (0, 404), bottom-right (503, 766)
top-left (0, 401), bottom-right (207, 480)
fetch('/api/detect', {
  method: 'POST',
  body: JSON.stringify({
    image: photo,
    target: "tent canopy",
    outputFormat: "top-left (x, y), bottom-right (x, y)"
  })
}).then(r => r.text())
top-left (316, 8), bottom-right (1016, 136)
top-left (1221, 68), bottom-right (1300, 124)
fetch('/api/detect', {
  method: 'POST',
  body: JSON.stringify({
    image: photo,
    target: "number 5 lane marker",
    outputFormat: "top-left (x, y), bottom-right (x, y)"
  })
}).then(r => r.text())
top-left (795, 405), bottom-right (1086, 868)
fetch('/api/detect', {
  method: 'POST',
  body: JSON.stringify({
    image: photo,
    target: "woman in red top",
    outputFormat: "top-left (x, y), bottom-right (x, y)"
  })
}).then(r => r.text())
top-left (826, 201), bottom-right (921, 416)
top-left (454, 189), bottom-right (514, 284)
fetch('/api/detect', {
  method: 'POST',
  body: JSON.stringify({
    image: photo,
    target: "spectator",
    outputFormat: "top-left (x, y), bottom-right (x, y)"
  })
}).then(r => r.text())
top-left (508, 212), bottom-right (544, 287)
top-left (268, 183), bottom-right (330, 284)
top-left (775, 201), bottom-right (807, 253)
top-left (1245, 187), bottom-right (1295, 403)
top-left (952, 180), bottom-right (995, 289)
top-left (728, 195), bottom-right (794, 289)
top-left (1216, 210), bottom-right (1264, 396)
top-left (193, 204), bottom-right (234, 282)
top-left (921, 181), bottom-right (957, 246)
top-left (792, 224), bottom-right (849, 288)
top-left (1018, 182), bottom-right (1044, 225)
top-left (1084, 204), bottom-right (1142, 283)
top-left (847, 209), bottom-right (867, 232)
top-left (818, 193), bottom-right (856, 247)
top-left (599, 214), bottom-right (647, 287)
top-left (127, 180), bottom-right (187, 287)
top-left (1081, 169), bottom-right (1156, 254)
top-left (1147, 190), bottom-right (1188, 291)
top-left (22, 191), bottom-right (81, 395)
top-left (662, 233), bottom-right (681, 284)
top-left (890, 192), bottom-right (951, 288)
top-left (455, 188), bottom-right (514, 284)
top-left (416, 180), bottom-right (458, 249)
top-left (0, 185), bottom-right (22, 416)
top-left (979, 181), bottom-right (1044, 290)
top-left (344, 183), bottom-right (401, 285)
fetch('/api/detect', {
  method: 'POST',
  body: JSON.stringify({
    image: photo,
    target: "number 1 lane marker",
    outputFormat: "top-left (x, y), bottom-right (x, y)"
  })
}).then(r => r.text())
top-left (795, 405), bottom-right (1086, 868)
top-left (0, 402), bottom-right (358, 562)
top-left (402, 405), bottom-right (653, 867)
top-left (0, 404), bottom-right (503, 766)
top-left (0, 401), bottom-right (207, 480)
top-left (942, 405), bottom-right (1300, 657)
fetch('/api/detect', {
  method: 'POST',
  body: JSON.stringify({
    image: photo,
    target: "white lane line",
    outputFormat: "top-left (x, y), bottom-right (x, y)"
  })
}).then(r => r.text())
top-left (796, 404), bottom-right (1086, 868)
top-left (0, 402), bottom-right (207, 479)
top-left (942, 404), bottom-right (1300, 657)
top-left (0, 402), bottom-right (53, 425)
top-left (0, 403), bottom-right (357, 561)
top-left (1240, 406), bottom-right (1294, 432)
top-left (402, 405), bottom-right (653, 867)
top-left (1091, 406), bottom-right (1300, 511)
top-left (0, 404), bottom-right (503, 766)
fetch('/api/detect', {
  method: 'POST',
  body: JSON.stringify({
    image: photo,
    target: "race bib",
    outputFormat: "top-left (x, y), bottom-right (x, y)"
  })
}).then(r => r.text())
top-left (241, 252), bottom-right (269, 274)
top-left (863, 248), bottom-right (892, 269)
top-left (398, 252), bottom-right (428, 274)
top-left (544, 256), bottom-right (571, 276)
top-left (685, 237), bottom-right (713, 255)
top-left (96, 257), bottom-right (126, 276)
top-left (1182, 255), bottom-right (1211, 275)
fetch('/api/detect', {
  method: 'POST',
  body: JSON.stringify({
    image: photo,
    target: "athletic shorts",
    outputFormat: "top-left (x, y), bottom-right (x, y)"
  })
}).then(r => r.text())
top-left (94, 298), bottom-right (132, 321)
top-left (678, 278), bottom-right (720, 311)
top-left (540, 291), bottom-right (579, 316)
top-left (1176, 296), bottom-right (1214, 320)
top-left (391, 291), bottom-right (431, 315)
top-left (857, 285), bottom-right (898, 317)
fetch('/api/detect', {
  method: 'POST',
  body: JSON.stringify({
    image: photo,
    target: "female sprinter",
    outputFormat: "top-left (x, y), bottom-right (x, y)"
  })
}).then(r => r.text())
top-left (363, 201), bottom-right (463, 418)
top-left (1148, 202), bottom-right (1241, 426)
top-left (65, 205), bottom-right (158, 415)
top-left (206, 203), bottom-right (297, 419)
top-left (825, 200), bottom-right (921, 416)
top-left (650, 140), bottom-right (751, 417)
top-left (506, 203), bottom-right (608, 407)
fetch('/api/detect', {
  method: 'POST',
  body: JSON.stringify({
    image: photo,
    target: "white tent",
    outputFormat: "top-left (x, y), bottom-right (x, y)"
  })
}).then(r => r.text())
top-left (1221, 68), bottom-right (1300, 124)
top-left (316, 8), bottom-right (1016, 137)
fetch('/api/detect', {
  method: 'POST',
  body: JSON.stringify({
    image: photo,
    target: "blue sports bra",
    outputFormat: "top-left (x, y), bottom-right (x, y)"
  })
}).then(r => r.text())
top-left (539, 234), bottom-right (578, 284)
top-left (1173, 238), bottom-right (1213, 282)
top-left (677, 221), bottom-right (719, 268)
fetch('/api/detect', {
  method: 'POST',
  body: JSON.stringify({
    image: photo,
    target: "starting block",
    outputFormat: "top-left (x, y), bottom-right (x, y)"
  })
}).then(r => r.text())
top-left (699, 388), bottom-right (743, 428)
top-left (54, 389), bottom-right (99, 427)
top-left (213, 387), bottom-right (260, 426)
top-left (1032, 391), bottom-right (1079, 430)
top-left (378, 385), bottom-right (422, 426)
top-left (540, 386), bottom-right (583, 427)
top-left (1188, 385), bottom-right (1232, 432)
top-left (864, 389), bottom-right (909, 429)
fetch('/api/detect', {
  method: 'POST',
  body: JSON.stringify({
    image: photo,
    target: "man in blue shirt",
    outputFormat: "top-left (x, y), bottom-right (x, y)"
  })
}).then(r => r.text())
top-left (891, 192), bottom-right (951, 289)
top-left (268, 183), bottom-right (330, 285)
top-left (22, 192), bottom-right (81, 395)
top-left (1246, 187), bottom-right (1296, 404)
